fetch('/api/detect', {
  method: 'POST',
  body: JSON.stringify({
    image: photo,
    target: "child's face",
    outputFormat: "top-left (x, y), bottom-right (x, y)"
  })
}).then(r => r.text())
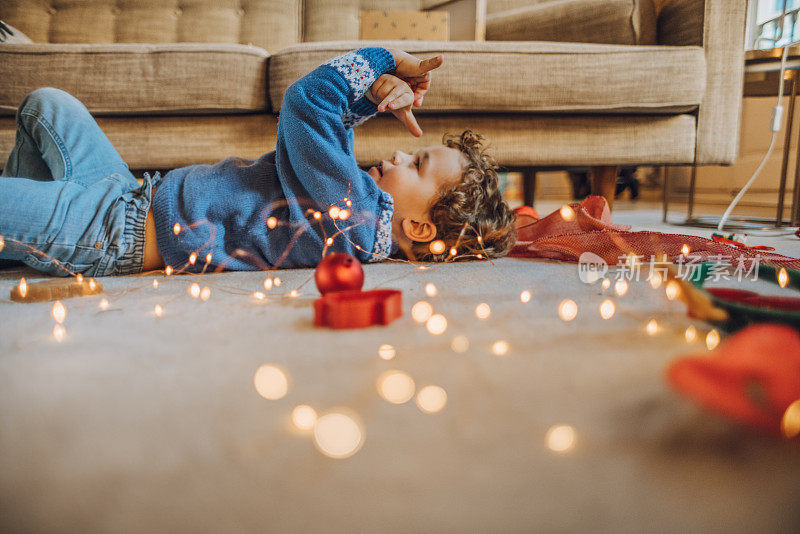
top-left (367, 145), bottom-right (464, 226)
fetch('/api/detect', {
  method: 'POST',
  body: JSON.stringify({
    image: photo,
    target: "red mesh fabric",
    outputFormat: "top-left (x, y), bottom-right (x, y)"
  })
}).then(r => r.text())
top-left (510, 197), bottom-right (800, 270)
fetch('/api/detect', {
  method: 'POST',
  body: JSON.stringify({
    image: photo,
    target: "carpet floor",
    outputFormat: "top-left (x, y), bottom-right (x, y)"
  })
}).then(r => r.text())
top-left (1, 207), bottom-right (799, 533)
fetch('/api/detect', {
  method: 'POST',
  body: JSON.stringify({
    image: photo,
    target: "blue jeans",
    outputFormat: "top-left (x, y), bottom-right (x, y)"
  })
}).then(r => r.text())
top-left (0, 87), bottom-right (158, 277)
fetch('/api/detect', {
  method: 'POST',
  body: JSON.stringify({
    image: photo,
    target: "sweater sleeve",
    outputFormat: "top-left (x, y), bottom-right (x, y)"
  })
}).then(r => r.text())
top-left (274, 47), bottom-right (397, 263)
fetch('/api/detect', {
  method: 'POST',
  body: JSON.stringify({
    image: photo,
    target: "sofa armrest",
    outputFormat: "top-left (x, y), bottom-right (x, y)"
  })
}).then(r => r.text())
top-left (658, 0), bottom-right (746, 165)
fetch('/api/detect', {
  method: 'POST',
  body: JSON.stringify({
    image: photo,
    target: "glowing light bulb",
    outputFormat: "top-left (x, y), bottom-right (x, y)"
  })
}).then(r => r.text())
top-left (426, 314), bottom-right (447, 335)
top-left (313, 411), bottom-right (364, 459)
top-left (411, 300), bottom-right (433, 323)
top-left (0, 235), bottom-right (4, 252)
top-left (449, 247), bottom-right (457, 256)
top-left (424, 283), bottom-right (437, 297)
top-left (274, 277), bottom-right (282, 287)
top-left (377, 370), bottom-right (415, 404)
top-left (378, 344), bottom-right (396, 360)
top-left (491, 340), bottom-right (509, 356)
top-left (205, 253), bottom-right (212, 264)
top-left (450, 335), bottom-right (469, 353)
top-left (706, 329), bottom-right (720, 350)
top-left (18, 278), bottom-right (27, 299)
top-left (326, 238), bottom-right (334, 246)
top-left (289, 289), bottom-right (298, 298)
top-left (601, 278), bottom-right (611, 290)
top-left (313, 211), bottom-right (322, 220)
top-left (76, 274), bottom-right (84, 283)
top-left (781, 399), bottom-right (800, 439)
top-left (614, 279), bottom-right (628, 296)
top-left (173, 223), bottom-right (181, 235)
top-left (685, 325), bottom-right (697, 343)
top-left (681, 244), bottom-right (690, 255)
top-left (188, 252), bottom-right (197, 265)
top-left (253, 364), bottom-right (289, 400)
top-left (200, 286), bottom-right (211, 301)
top-left (328, 206), bottom-right (341, 219)
top-left (53, 324), bottom-right (65, 343)
top-left (648, 271), bottom-right (662, 289)
top-left (153, 279), bottom-right (159, 289)
top-left (665, 280), bottom-right (680, 301)
top-left (88, 279), bottom-right (97, 291)
top-left (189, 283), bottom-right (200, 298)
top-left (545, 425), bottom-right (576, 453)
top-left (560, 205), bottom-right (575, 221)
top-left (778, 268), bottom-right (789, 288)
top-left (599, 299), bottom-right (615, 319)
top-left (475, 303), bottom-right (491, 320)
top-left (154, 304), bottom-right (163, 317)
top-left (416, 385), bottom-right (447, 414)
top-left (252, 291), bottom-right (265, 300)
top-left (99, 298), bottom-right (109, 310)
top-left (267, 217), bottom-right (277, 229)
top-left (51, 300), bottom-right (66, 324)
top-left (646, 319), bottom-right (658, 336)
top-left (165, 265), bottom-right (173, 276)
top-left (292, 405), bottom-right (317, 430)
top-left (345, 199), bottom-right (352, 207)
top-left (520, 290), bottom-right (532, 303)
top-left (264, 278), bottom-right (273, 290)
top-left (477, 254), bottom-right (483, 259)
top-left (558, 299), bottom-right (578, 321)
top-left (477, 235), bottom-right (483, 244)
top-left (338, 209), bottom-right (350, 220)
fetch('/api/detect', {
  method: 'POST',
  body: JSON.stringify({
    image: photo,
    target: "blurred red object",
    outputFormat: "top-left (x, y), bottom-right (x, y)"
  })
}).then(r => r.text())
top-left (314, 289), bottom-right (402, 329)
top-left (667, 324), bottom-right (800, 435)
top-left (315, 252), bottom-right (364, 294)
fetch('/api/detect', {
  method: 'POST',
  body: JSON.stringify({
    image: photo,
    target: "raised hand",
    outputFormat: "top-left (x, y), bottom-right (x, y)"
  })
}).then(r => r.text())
top-left (387, 49), bottom-right (444, 107)
top-left (367, 74), bottom-right (423, 137)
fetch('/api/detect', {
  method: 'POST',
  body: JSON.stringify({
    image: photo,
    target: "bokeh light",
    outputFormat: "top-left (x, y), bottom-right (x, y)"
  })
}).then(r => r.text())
top-left (599, 299), bottom-right (615, 320)
top-left (558, 299), bottom-right (578, 321)
top-left (451, 335), bottom-right (469, 353)
top-left (778, 267), bottom-right (789, 288)
top-left (51, 300), bottom-right (66, 324)
top-left (520, 290), bottom-right (532, 303)
top-left (292, 405), bottom-right (317, 430)
top-left (378, 344), bottom-right (396, 360)
top-left (560, 205), bottom-right (575, 221)
top-left (253, 364), bottom-right (289, 400)
top-left (646, 319), bottom-right (658, 336)
top-left (411, 300), bottom-right (433, 323)
top-left (429, 240), bottom-right (446, 255)
top-left (706, 329), bottom-right (720, 350)
top-left (475, 303), bottom-right (491, 320)
top-left (416, 385), bottom-right (447, 413)
top-left (665, 280), bottom-right (681, 301)
top-left (53, 324), bottom-right (65, 343)
top-left (614, 279), bottom-right (628, 296)
top-left (685, 325), bottom-right (697, 343)
top-left (491, 340), bottom-right (509, 356)
top-left (426, 314), bottom-right (447, 335)
top-left (189, 283), bottom-right (200, 298)
top-left (425, 283), bottom-right (437, 297)
top-left (313, 411), bottom-right (364, 459)
top-left (781, 399), bottom-right (800, 439)
top-left (545, 424), bottom-right (576, 452)
top-left (377, 370), bottom-right (415, 404)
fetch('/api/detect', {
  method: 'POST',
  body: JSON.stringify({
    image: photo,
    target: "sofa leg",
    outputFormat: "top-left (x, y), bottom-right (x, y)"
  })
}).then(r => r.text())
top-left (521, 167), bottom-right (537, 207)
top-left (591, 166), bottom-right (618, 210)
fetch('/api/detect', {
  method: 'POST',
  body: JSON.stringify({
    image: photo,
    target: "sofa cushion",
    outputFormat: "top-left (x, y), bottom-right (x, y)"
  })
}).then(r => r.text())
top-left (486, 0), bottom-right (657, 45)
top-left (0, 43), bottom-right (268, 116)
top-left (269, 41), bottom-right (705, 114)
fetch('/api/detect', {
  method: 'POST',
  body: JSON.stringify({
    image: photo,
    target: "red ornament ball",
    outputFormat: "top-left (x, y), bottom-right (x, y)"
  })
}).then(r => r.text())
top-left (315, 252), bottom-right (364, 294)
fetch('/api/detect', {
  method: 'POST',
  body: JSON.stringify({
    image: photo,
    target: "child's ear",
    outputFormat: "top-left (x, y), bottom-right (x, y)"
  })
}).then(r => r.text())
top-left (401, 217), bottom-right (437, 243)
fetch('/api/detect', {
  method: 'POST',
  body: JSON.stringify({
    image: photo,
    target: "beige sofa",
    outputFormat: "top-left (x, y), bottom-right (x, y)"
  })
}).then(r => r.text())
top-left (0, 0), bottom-right (745, 207)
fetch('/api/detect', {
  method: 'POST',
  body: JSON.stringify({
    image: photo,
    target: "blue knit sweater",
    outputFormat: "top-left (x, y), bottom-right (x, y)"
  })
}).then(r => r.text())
top-left (152, 47), bottom-right (397, 271)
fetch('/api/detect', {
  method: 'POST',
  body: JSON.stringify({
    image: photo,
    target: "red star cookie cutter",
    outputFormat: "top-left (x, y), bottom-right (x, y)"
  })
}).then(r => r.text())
top-left (313, 289), bottom-right (402, 329)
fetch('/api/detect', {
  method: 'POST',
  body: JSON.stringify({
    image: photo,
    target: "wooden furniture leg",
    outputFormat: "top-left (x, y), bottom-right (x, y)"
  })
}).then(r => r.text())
top-left (521, 167), bottom-right (537, 207)
top-left (591, 166), bottom-right (618, 209)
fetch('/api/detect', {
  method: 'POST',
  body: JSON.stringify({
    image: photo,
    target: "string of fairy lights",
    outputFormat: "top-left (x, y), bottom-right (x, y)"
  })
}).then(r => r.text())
top-left (2, 201), bottom-right (799, 458)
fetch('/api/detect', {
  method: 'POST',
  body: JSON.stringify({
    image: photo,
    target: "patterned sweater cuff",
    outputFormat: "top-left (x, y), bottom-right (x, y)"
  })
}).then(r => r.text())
top-left (343, 97), bottom-right (379, 129)
top-left (323, 47), bottom-right (396, 103)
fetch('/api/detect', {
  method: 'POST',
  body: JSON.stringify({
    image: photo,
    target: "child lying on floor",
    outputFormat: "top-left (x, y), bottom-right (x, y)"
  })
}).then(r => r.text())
top-left (0, 47), bottom-right (515, 276)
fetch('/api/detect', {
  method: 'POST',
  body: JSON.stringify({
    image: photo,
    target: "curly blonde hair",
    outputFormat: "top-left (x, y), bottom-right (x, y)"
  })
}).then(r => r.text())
top-left (408, 130), bottom-right (516, 262)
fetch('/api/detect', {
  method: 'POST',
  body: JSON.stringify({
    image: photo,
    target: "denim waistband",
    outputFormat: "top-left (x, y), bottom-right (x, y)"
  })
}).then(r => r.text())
top-left (104, 171), bottom-right (161, 276)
